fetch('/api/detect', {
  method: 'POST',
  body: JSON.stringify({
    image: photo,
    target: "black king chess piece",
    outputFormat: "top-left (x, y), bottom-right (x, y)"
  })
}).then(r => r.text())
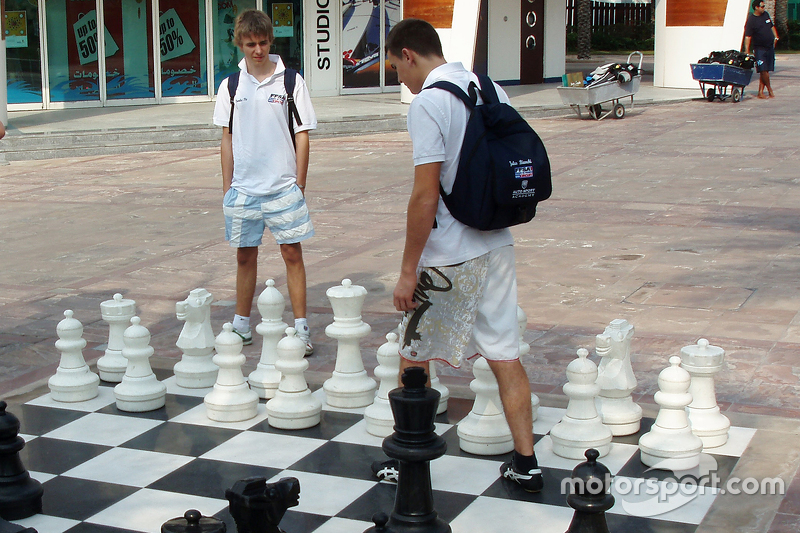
top-left (0, 401), bottom-right (43, 521)
top-left (565, 448), bottom-right (615, 533)
top-left (225, 477), bottom-right (300, 533)
top-left (365, 367), bottom-right (450, 533)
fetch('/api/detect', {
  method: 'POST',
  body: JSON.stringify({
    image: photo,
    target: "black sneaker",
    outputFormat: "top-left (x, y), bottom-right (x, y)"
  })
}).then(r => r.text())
top-left (371, 459), bottom-right (399, 482)
top-left (500, 461), bottom-right (543, 493)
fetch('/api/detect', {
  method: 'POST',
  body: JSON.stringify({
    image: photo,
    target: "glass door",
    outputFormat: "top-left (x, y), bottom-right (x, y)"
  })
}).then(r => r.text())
top-left (102, 0), bottom-right (155, 103)
top-left (46, 0), bottom-right (102, 104)
top-left (5, 0), bottom-right (43, 106)
top-left (158, 0), bottom-right (210, 99)
top-left (341, 0), bottom-right (400, 92)
top-left (213, 0), bottom-right (257, 92)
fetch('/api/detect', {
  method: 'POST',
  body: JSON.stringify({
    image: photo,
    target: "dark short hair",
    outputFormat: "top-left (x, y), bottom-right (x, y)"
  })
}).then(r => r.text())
top-left (385, 18), bottom-right (444, 59)
top-left (752, 0), bottom-right (764, 9)
top-left (234, 9), bottom-right (274, 47)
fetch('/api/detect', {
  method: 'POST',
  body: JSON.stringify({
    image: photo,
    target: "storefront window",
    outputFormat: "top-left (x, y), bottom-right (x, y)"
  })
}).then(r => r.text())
top-left (213, 0), bottom-right (256, 92)
top-left (159, 0), bottom-right (209, 97)
top-left (46, 0), bottom-right (102, 103)
top-left (103, 0), bottom-right (155, 100)
top-left (342, 0), bottom-right (400, 89)
top-left (264, 0), bottom-right (303, 72)
top-left (5, 0), bottom-right (43, 104)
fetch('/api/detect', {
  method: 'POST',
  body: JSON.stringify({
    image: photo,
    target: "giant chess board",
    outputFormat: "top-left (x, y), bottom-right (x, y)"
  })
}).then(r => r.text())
top-left (10, 372), bottom-right (756, 533)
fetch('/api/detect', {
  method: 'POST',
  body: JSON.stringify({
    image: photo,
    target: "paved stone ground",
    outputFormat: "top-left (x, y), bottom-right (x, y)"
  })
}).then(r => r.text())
top-left (2, 59), bottom-right (800, 532)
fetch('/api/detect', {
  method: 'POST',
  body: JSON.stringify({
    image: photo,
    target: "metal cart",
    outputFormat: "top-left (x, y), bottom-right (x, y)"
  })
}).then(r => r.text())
top-left (690, 63), bottom-right (753, 103)
top-left (557, 51), bottom-right (643, 120)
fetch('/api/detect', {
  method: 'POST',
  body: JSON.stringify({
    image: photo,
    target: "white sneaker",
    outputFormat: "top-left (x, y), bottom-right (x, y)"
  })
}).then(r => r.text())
top-left (232, 327), bottom-right (253, 346)
top-left (297, 328), bottom-right (314, 356)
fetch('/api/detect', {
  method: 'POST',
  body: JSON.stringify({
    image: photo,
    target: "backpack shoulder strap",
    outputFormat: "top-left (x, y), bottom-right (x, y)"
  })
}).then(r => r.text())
top-left (227, 71), bottom-right (241, 134)
top-left (284, 68), bottom-right (301, 150)
top-left (475, 74), bottom-right (500, 104)
top-left (427, 80), bottom-right (476, 109)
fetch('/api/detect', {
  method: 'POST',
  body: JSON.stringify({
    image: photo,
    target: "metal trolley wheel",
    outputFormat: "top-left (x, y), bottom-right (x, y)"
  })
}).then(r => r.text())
top-left (613, 103), bottom-right (625, 119)
top-left (706, 87), bottom-right (716, 102)
top-left (732, 87), bottom-right (742, 102)
top-left (589, 104), bottom-right (603, 120)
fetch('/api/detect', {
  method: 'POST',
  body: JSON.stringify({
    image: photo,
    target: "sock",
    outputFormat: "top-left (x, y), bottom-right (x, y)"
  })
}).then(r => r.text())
top-left (513, 451), bottom-right (538, 472)
top-left (233, 314), bottom-right (250, 332)
top-left (295, 318), bottom-right (309, 335)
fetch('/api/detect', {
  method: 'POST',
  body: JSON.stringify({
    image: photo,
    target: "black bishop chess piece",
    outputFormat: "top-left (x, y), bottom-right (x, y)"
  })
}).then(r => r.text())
top-left (161, 510), bottom-right (226, 533)
top-left (0, 401), bottom-right (43, 521)
top-left (225, 477), bottom-right (300, 533)
top-left (565, 448), bottom-right (615, 533)
top-left (364, 367), bottom-right (450, 533)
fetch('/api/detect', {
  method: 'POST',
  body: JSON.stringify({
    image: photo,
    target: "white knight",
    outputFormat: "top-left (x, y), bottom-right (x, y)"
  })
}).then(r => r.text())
top-left (594, 318), bottom-right (641, 435)
top-left (174, 288), bottom-right (218, 388)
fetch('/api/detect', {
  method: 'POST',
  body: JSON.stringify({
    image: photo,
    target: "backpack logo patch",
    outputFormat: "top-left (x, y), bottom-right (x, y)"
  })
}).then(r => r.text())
top-left (514, 165), bottom-right (535, 180)
top-left (268, 94), bottom-right (286, 104)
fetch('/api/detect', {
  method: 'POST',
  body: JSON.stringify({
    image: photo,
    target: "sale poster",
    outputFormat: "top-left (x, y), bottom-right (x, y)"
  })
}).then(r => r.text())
top-left (159, 1), bottom-right (203, 96)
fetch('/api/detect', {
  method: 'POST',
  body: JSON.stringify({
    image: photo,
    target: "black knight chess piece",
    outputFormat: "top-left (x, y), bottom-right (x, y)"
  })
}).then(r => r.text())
top-left (0, 401), bottom-right (43, 521)
top-left (365, 367), bottom-right (450, 533)
top-left (565, 448), bottom-right (614, 533)
top-left (225, 477), bottom-right (300, 533)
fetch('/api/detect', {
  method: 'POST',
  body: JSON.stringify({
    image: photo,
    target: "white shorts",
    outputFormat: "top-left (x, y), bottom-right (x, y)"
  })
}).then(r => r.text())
top-left (399, 245), bottom-right (519, 368)
top-left (223, 184), bottom-right (314, 246)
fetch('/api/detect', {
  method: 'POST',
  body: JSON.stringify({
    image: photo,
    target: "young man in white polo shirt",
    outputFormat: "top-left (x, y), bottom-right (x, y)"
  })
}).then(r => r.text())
top-left (212, 9), bottom-right (317, 354)
top-left (374, 18), bottom-right (542, 492)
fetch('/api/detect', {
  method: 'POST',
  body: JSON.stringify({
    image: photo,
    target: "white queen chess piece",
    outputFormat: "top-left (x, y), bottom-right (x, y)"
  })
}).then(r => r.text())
top-left (323, 279), bottom-right (377, 408)
top-left (364, 331), bottom-right (401, 437)
top-left (115, 317), bottom-right (166, 412)
top-left (639, 356), bottom-right (703, 470)
top-left (97, 293), bottom-right (136, 382)
top-left (174, 288), bottom-right (218, 388)
top-left (248, 280), bottom-right (288, 399)
top-left (457, 356), bottom-right (514, 455)
top-left (681, 339), bottom-right (730, 449)
top-left (550, 348), bottom-right (612, 459)
top-left (49, 310), bottom-right (100, 402)
top-left (594, 319), bottom-right (642, 436)
top-left (266, 327), bottom-right (322, 429)
top-left (205, 323), bottom-right (259, 422)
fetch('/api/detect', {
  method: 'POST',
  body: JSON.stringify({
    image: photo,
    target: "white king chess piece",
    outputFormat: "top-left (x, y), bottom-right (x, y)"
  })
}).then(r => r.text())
top-left (249, 280), bottom-right (288, 399)
top-left (323, 279), bottom-right (377, 408)
top-left (681, 339), bottom-right (730, 449)
top-left (594, 318), bottom-right (642, 436)
top-left (174, 288), bottom-right (218, 388)
top-left (97, 293), bottom-right (136, 382)
top-left (49, 310), bottom-right (100, 402)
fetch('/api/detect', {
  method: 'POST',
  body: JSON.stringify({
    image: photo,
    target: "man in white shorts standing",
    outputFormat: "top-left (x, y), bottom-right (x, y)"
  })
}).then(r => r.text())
top-left (212, 10), bottom-right (317, 354)
top-left (373, 18), bottom-right (542, 492)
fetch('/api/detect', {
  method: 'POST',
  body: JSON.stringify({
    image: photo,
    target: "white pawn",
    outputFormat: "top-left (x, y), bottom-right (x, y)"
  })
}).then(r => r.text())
top-left (97, 293), bottom-right (136, 382)
top-left (517, 305), bottom-right (539, 422)
top-left (595, 319), bottom-right (642, 436)
top-left (428, 362), bottom-right (449, 414)
top-left (249, 280), bottom-right (288, 398)
top-left (364, 332), bottom-right (401, 437)
top-left (205, 323), bottom-right (259, 422)
top-left (639, 356), bottom-right (703, 470)
top-left (457, 356), bottom-right (514, 455)
top-left (550, 348), bottom-right (612, 459)
top-left (682, 339), bottom-right (730, 449)
top-left (174, 288), bottom-right (218, 388)
top-left (115, 317), bottom-right (166, 412)
top-left (49, 310), bottom-right (100, 402)
top-left (266, 327), bottom-right (322, 429)
top-left (323, 279), bottom-right (377, 408)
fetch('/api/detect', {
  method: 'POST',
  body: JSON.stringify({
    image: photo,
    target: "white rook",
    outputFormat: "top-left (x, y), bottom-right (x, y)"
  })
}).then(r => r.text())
top-left (682, 339), bottom-right (730, 449)
top-left (97, 293), bottom-right (136, 382)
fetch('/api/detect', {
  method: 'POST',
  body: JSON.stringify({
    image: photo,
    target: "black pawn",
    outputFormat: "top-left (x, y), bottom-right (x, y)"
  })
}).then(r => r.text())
top-left (0, 401), bottom-right (43, 521)
top-left (565, 448), bottom-right (615, 533)
top-left (161, 510), bottom-right (226, 533)
top-left (365, 367), bottom-right (450, 533)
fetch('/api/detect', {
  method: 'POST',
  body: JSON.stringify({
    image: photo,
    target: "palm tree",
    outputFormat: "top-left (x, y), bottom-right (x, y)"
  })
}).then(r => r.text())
top-left (577, 0), bottom-right (592, 59)
top-left (774, 0), bottom-right (789, 46)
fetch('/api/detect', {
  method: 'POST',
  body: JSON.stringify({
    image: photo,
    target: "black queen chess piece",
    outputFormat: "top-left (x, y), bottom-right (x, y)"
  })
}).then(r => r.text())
top-left (0, 401), bottom-right (43, 520)
top-left (565, 448), bottom-right (615, 533)
top-left (365, 367), bottom-right (450, 533)
top-left (225, 477), bottom-right (300, 533)
top-left (161, 510), bottom-right (226, 533)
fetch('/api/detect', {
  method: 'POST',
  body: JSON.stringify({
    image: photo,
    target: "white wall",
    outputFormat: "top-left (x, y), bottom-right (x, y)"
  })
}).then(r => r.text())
top-left (543, 0), bottom-right (566, 80)
top-left (487, 0), bottom-right (520, 82)
top-left (440, 0), bottom-right (482, 69)
top-left (654, 0), bottom-right (750, 88)
top-left (304, 0), bottom-right (341, 96)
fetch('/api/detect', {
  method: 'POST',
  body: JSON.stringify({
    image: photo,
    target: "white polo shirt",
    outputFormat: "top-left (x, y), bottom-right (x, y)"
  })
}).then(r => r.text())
top-left (408, 62), bottom-right (514, 267)
top-left (213, 55), bottom-right (317, 197)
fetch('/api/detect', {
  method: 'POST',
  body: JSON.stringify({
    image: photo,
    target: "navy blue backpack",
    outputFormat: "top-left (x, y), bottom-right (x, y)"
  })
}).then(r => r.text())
top-left (427, 74), bottom-right (551, 231)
